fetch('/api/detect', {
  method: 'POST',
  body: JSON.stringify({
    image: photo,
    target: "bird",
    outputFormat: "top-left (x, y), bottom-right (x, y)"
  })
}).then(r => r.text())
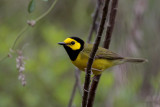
top-left (58, 37), bottom-right (147, 75)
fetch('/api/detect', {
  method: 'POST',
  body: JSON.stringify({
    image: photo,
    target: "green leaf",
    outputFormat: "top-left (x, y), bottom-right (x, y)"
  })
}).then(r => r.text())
top-left (28, 0), bottom-right (36, 13)
top-left (42, 0), bottom-right (48, 1)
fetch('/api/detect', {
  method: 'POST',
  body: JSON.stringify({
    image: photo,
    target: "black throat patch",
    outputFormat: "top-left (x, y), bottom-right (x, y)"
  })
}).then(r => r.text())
top-left (63, 45), bottom-right (82, 61)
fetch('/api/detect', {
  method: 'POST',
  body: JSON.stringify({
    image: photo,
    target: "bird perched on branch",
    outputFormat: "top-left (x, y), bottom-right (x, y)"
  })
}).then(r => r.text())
top-left (58, 37), bottom-right (147, 75)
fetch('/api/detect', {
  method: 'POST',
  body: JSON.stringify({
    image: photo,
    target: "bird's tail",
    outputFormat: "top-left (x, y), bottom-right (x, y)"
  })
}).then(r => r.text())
top-left (123, 57), bottom-right (148, 63)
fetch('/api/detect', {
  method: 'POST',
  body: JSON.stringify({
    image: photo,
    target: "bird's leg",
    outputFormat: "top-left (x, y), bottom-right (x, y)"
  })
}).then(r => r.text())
top-left (91, 68), bottom-right (103, 72)
top-left (84, 67), bottom-right (102, 81)
top-left (84, 68), bottom-right (93, 75)
top-left (91, 68), bottom-right (102, 81)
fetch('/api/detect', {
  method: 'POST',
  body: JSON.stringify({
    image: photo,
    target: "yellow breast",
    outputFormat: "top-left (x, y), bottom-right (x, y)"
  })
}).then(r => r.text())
top-left (71, 52), bottom-right (114, 75)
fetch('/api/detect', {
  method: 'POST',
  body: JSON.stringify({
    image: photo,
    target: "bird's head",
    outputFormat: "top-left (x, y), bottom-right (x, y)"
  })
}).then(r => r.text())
top-left (58, 37), bottom-right (84, 61)
top-left (58, 37), bottom-right (84, 51)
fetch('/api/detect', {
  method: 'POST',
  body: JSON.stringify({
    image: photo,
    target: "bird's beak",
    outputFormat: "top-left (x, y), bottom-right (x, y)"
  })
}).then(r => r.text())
top-left (58, 42), bottom-right (66, 45)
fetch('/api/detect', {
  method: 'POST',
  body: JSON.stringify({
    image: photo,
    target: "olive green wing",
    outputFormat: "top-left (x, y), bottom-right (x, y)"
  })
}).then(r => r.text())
top-left (82, 44), bottom-right (123, 60)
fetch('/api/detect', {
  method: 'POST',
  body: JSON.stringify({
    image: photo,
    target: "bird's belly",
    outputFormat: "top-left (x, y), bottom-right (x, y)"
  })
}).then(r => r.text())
top-left (72, 58), bottom-right (113, 75)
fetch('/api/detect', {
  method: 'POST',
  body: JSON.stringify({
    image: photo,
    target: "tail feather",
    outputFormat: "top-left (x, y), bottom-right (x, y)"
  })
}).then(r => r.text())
top-left (123, 57), bottom-right (148, 63)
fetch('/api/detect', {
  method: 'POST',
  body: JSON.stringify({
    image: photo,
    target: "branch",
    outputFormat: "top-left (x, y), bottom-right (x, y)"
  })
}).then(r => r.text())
top-left (75, 69), bottom-right (82, 95)
top-left (68, 69), bottom-right (81, 107)
top-left (87, 75), bottom-right (101, 107)
top-left (87, 0), bottom-right (119, 107)
top-left (82, 0), bottom-right (111, 106)
top-left (12, 25), bottom-right (29, 50)
top-left (0, 0), bottom-right (58, 64)
top-left (87, 0), bottom-right (102, 43)
top-left (103, 0), bottom-right (118, 49)
top-left (35, 0), bottom-right (57, 22)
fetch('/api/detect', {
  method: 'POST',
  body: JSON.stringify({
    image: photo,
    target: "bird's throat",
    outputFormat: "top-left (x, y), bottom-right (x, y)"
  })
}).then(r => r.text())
top-left (63, 46), bottom-right (81, 61)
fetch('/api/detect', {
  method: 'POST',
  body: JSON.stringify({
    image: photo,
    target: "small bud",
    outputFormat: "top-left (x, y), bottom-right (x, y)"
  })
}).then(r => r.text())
top-left (27, 20), bottom-right (36, 27)
top-left (8, 53), bottom-right (12, 58)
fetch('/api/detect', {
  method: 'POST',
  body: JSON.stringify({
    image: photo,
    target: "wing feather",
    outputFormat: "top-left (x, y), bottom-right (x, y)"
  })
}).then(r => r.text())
top-left (82, 44), bottom-right (123, 60)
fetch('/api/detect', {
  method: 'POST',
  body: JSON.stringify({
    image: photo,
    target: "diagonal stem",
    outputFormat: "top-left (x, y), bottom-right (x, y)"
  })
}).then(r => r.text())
top-left (87, 0), bottom-right (119, 107)
top-left (87, 0), bottom-right (102, 43)
top-left (68, 69), bottom-right (82, 107)
top-left (82, 0), bottom-right (111, 107)
top-left (87, 75), bottom-right (101, 107)
top-left (103, 0), bottom-right (118, 49)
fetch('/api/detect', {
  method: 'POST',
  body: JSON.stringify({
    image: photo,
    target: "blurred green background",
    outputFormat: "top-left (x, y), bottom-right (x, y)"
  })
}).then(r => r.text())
top-left (0, 0), bottom-right (160, 107)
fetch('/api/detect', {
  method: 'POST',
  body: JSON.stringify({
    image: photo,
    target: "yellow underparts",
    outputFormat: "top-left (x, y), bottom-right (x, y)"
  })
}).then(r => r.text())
top-left (72, 53), bottom-right (114, 75)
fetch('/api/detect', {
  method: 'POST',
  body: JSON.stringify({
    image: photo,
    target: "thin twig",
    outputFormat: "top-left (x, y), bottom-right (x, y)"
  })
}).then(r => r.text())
top-left (87, 0), bottom-right (119, 107)
top-left (12, 25), bottom-right (29, 50)
top-left (0, 0), bottom-right (58, 64)
top-left (82, 0), bottom-right (111, 107)
top-left (76, 69), bottom-right (82, 95)
top-left (68, 81), bottom-right (77, 107)
top-left (35, 0), bottom-right (57, 22)
top-left (87, 0), bottom-right (102, 43)
top-left (0, 25), bottom-right (28, 64)
top-left (68, 69), bottom-right (82, 107)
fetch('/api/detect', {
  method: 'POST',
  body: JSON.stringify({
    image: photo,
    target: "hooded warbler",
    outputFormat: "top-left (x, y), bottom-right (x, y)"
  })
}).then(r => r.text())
top-left (58, 37), bottom-right (147, 75)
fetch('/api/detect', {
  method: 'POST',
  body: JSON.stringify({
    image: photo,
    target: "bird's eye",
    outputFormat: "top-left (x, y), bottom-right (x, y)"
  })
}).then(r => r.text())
top-left (71, 41), bottom-right (75, 45)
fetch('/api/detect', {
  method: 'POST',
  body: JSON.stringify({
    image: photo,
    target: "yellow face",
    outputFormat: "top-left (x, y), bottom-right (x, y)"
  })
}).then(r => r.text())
top-left (63, 38), bottom-right (81, 50)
